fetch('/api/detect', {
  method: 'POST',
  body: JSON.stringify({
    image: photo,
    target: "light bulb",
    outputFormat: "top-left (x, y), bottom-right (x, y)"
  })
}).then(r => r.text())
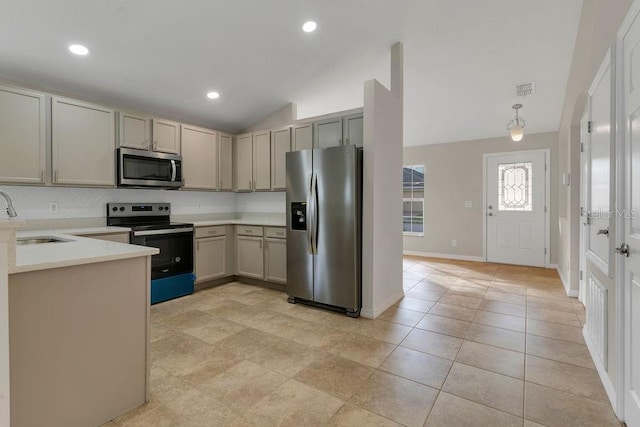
top-left (510, 125), bottom-right (524, 142)
top-left (206, 91), bottom-right (220, 99)
top-left (302, 21), bottom-right (317, 32)
top-left (69, 44), bottom-right (89, 55)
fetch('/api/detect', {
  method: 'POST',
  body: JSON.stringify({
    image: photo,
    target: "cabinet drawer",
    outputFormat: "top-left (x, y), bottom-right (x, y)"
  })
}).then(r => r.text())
top-left (195, 225), bottom-right (226, 239)
top-left (236, 225), bottom-right (264, 237)
top-left (265, 227), bottom-right (286, 239)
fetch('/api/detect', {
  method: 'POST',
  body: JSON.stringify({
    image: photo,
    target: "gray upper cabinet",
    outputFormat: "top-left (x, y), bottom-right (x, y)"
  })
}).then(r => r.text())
top-left (253, 130), bottom-right (271, 190)
top-left (292, 123), bottom-right (313, 151)
top-left (181, 124), bottom-right (218, 190)
top-left (0, 86), bottom-right (46, 184)
top-left (152, 118), bottom-right (181, 154)
top-left (218, 133), bottom-right (233, 191)
top-left (118, 112), bottom-right (151, 150)
top-left (52, 96), bottom-right (116, 187)
top-left (271, 127), bottom-right (291, 190)
top-left (235, 133), bottom-right (253, 191)
top-left (343, 113), bottom-right (363, 147)
top-left (314, 117), bottom-right (343, 149)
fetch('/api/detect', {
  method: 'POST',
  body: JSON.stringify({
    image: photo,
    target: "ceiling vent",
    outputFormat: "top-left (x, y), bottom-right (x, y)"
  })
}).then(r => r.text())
top-left (515, 82), bottom-right (535, 97)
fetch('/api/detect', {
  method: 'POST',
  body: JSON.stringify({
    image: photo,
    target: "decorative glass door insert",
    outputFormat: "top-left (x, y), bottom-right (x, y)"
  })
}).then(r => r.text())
top-left (497, 162), bottom-right (533, 211)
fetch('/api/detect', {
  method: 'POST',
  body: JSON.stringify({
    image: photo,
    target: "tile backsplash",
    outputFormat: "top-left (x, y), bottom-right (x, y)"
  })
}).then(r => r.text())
top-left (0, 185), bottom-right (284, 220)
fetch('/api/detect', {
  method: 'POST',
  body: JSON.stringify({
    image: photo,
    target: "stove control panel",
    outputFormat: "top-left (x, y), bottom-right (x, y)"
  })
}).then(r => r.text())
top-left (107, 203), bottom-right (171, 217)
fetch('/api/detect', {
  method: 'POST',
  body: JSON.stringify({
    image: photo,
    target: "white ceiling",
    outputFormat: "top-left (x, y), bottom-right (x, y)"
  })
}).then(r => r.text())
top-left (0, 0), bottom-right (582, 146)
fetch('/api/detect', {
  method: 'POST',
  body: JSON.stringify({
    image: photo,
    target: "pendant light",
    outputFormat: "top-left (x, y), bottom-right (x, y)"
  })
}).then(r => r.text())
top-left (507, 103), bottom-right (525, 142)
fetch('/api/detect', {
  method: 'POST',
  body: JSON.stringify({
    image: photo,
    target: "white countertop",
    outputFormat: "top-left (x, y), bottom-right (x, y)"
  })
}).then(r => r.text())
top-left (9, 218), bottom-right (285, 274)
top-left (191, 219), bottom-right (286, 227)
top-left (12, 231), bottom-right (158, 274)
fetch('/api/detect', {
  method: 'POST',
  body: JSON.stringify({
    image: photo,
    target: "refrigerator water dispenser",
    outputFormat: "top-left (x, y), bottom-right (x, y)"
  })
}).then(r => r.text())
top-left (290, 202), bottom-right (307, 230)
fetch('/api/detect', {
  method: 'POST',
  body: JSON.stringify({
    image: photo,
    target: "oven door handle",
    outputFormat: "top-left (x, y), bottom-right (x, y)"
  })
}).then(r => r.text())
top-left (132, 227), bottom-right (193, 237)
top-left (170, 160), bottom-right (177, 182)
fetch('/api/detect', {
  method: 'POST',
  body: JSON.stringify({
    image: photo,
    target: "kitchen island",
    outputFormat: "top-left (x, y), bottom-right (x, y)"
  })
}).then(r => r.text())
top-left (8, 232), bottom-right (157, 427)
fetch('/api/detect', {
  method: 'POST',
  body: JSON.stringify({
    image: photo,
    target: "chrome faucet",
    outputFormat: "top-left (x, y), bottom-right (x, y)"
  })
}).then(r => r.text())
top-left (0, 191), bottom-right (17, 218)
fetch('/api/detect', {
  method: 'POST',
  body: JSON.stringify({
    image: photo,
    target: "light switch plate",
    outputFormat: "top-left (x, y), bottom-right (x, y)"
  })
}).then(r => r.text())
top-left (464, 201), bottom-right (472, 208)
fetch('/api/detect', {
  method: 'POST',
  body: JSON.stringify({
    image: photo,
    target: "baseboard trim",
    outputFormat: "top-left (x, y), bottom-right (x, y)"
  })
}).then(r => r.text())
top-left (556, 266), bottom-right (578, 297)
top-left (583, 327), bottom-right (618, 415)
top-left (361, 289), bottom-right (405, 319)
top-left (403, 251), bottom-right (484, 262)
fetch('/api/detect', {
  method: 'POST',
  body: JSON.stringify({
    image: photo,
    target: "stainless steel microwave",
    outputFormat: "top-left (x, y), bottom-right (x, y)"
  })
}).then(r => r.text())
top-left (117, 148), bottom-right (184, 189)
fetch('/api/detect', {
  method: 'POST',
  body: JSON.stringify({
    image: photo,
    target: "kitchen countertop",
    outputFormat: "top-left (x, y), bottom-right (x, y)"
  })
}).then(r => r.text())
top-left (9, 216), bottom-right (285, 274)
top-left (12, 230), bottom-right (158, 274)
top-left (190, 219), bottom-right (286, 227)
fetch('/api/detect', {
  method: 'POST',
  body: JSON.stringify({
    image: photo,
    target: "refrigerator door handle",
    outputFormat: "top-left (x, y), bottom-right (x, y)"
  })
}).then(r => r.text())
top-left (306, 173), bottom-right (314, 254)
top-left (311, 172), bottom-right (318, 255)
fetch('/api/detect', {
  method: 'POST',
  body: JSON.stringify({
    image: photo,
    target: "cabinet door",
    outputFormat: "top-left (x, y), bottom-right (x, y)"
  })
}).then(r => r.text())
top-left (0, 86), bottom-right (46, 184)
top-left (235, 133), bottom-right (253, 191)
top-left (118, 112), bottom-right (150, 150)
top-left (236, 236), bottom-right (264, 279)
top-left (292, 124), bottom-right (313, 151)
top-left (219, 133), bottom-right (233, 190)
top-left (152, 119), bottom-right (181, 154)
top-left (181, 124), bottom-right (218, 190)
top-left (271, 127), bottom-right (291, 190)
top-left (196, 236), bottom-right (227, 282)
top-left (314, 117), bottom-right (343, 149)
top-left (52, 97), bottom-right (115, 186)
top-left (253, 130), bottom-right (271, 190)
top-left (343, 113), bottom-right (363, 147)
top-left (265, 238), bottom-right (286, 283)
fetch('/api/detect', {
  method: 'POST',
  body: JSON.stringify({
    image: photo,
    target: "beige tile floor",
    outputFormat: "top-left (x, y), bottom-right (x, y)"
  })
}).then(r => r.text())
top-left (104, 257), bottom-right (623, 427)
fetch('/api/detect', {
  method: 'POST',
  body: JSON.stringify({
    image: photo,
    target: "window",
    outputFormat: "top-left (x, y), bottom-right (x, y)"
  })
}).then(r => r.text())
top-left (498, 162), bottom-right (533, 211)
top-left (403, 165), bottom-right (424, 235)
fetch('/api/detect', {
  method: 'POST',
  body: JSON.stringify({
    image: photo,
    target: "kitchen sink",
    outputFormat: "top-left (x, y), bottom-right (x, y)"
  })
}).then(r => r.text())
top-left (16, 237), bottom-right (72, 246)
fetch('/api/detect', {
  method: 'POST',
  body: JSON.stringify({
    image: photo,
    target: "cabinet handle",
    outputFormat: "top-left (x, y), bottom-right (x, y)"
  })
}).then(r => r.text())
top-left (345, 138), bottom-right (350, 145)
top-left (264, 240), bottom-right (268, 249)
top-left (54, 170), bottom-right (58, 183)
top-left (40, 170), bottom-right (44, 182)
top-left (144, 139), bottom-right (149, 148)
top-left (248, 180), bottom-right (252, 190)
top-left (245, 229), bottom-right (253, 233)
top-left (153, 140), bottom-right (157, 150)
top-left (259, 240), bottom-right (263, 248)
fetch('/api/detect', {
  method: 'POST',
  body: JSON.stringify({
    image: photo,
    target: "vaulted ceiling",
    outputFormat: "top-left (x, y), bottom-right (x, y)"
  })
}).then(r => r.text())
top-left (0, 0), bottom-right (582, 145)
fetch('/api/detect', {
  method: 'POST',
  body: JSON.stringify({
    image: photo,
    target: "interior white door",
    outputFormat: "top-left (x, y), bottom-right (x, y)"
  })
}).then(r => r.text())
top-left (622, 6), bottom-right (640, 423)
top-left (485, 150), bottom-right (547, 267)
top-left (588, 51), bottom-right (614, 275)
top-left (580, 112), bottom-right (590, 302)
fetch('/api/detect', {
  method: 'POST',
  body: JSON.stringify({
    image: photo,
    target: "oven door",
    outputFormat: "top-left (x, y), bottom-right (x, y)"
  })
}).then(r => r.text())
top-left (131, 228), bottom-right (193, 279)
top-left (118, 148), bottom-right (183, 188)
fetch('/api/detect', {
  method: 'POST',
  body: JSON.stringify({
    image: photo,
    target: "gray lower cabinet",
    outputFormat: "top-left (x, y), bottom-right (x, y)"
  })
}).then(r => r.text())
top-left (195, 226), bottom-right (228, 283)
top-left (264, 235), bottom-right (286, 283)
top-left (236, 235), bottom-right (264, 279)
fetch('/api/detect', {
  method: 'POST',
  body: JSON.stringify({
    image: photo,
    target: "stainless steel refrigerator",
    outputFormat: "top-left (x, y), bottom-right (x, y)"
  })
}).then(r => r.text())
top-left (286, 144), bottom-right (363, 317)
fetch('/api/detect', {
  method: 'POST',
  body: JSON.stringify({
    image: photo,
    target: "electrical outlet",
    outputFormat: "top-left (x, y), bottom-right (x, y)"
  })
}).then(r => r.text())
top-left (451, 239), bottom-right (457, 247)
top-left (49, 202), bottom-right (57, 213)
top-left (464, 200), bottom-right (473, 208)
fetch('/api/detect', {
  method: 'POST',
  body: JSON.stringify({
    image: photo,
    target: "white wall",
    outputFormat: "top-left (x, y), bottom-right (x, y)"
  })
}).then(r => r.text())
top-left (361, 78), bottom-right (404, 318)
top-left (0, 185), bottom-right (285, 221)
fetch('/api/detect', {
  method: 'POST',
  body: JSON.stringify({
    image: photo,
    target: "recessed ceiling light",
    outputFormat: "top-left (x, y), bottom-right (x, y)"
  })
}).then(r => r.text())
top-left (302, 21), bottom-right (317, 33)
top-left (68, 44), bottom-right (89, 56)
top-left (206, 91), bottom-right (220, 100)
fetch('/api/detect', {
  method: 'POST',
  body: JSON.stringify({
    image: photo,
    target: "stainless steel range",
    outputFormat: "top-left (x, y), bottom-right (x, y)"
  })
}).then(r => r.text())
top-left (107, 202), bottom-right (194, 304)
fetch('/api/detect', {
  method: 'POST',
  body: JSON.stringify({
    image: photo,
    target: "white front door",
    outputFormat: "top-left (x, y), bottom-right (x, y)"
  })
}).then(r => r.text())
top-left (485, 150), bottom-right (548, 267)
top-left (621, 4), bottom-right (640, 423)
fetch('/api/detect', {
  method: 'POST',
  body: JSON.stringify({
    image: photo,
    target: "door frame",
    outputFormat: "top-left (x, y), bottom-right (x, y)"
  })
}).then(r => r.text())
top-left (579, 110), bottom-right (590, 302)
top-left (614, 0), bottom-right (640, 420)
top-left (482, 148), bottom-right (551, 267)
